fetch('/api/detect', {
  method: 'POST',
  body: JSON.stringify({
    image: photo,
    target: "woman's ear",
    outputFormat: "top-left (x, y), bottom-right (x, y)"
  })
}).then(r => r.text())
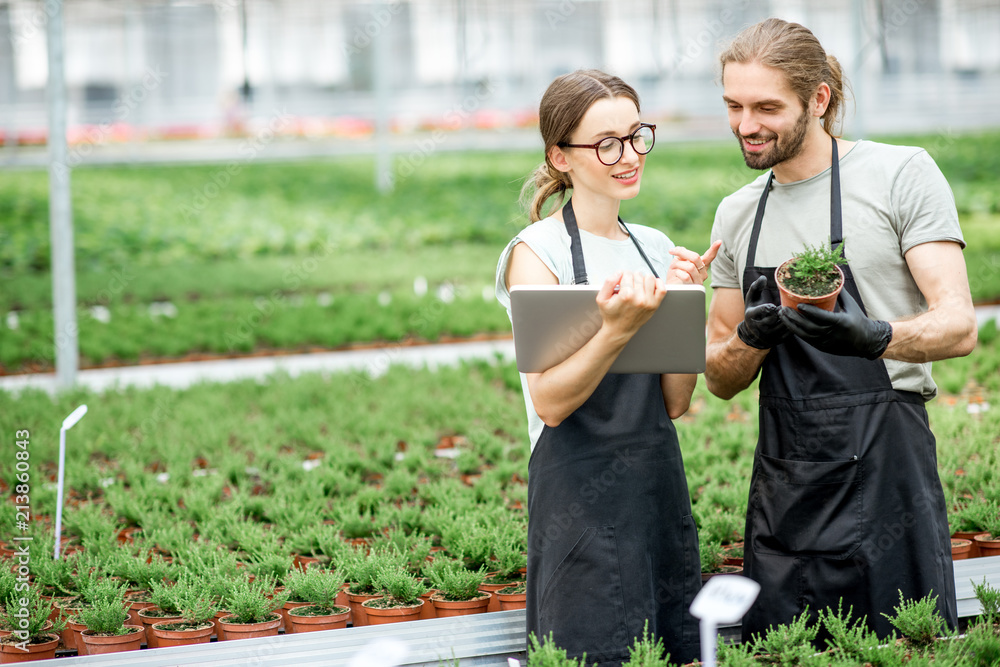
top-left (548, 146), bottom-right (572, 173)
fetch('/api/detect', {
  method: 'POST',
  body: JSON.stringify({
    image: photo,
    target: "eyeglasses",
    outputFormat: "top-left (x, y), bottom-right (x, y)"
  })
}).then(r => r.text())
top-left (558, 123), bottom-right (656, 166)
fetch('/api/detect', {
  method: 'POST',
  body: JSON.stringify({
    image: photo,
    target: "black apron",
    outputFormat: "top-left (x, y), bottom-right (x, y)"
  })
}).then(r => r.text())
top-left (741, 137), bottom-right (957, 642)
top-left (525, 199), bottom-right (701, 666)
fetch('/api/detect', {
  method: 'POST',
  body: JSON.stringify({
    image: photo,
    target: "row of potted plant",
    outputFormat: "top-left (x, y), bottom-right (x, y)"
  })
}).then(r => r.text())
top-left (526, 581), bottom-right (1000, 666)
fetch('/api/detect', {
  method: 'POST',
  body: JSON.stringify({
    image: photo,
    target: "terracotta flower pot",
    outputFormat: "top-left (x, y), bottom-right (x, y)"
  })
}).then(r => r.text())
top-left (138, 607), bottom-right (183, 648)
top-left (212, 609), bottom-right (228, 641)
top-left (126, 597), bottom-right (155, 629)
top-left (479, 575), bottom-right (522, 613)
top-left (346, 591), bottom-right (381, 627)
top-left (429, 592), bottom-right (490, 618)
top-left (952, 530), bottom-right (988, 558)
top-left (419, 589), bottom-right (438, 620)
top-left (951, 538), bottom-right (973, 560)
top-left (66, 616), bottom-right (89, 655)
top-left (496, 590), bottom-right (527, 611)
top-left (361, 599), bottom-right (423, 625)
top-left (701, 565), bottom-right (743, 583)
top-left (217, 614), bottom-right (282, 641)
top-left (0, 633), bottom-right (60, 663)
top-left (150, 621), bottom-right (214, 647)
top-left (80, 625), bottom-right (144, 655)
top-left (287, 606), bottom-right (351, 633)
top-left (775, 260), bottom-right (844, 312)
top-left (280, 600), bottom-right (312, 633)
top-left (973, 533), bottom-right (1000, 558)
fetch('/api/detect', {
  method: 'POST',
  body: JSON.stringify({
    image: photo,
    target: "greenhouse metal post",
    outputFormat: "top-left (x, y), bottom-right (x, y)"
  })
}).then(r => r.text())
top-left (47, 0), bottom-right (79, 389)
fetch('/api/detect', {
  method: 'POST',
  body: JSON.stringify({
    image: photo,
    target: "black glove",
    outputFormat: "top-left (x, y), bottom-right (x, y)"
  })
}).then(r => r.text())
top-left (779, 290), bottom-right (893, 360)
top-left (737, 276), bottom-right (792, 350)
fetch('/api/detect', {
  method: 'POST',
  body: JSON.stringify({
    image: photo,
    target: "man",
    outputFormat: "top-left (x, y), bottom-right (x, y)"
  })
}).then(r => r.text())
top-left (705, 18), bottom-right (978, 642)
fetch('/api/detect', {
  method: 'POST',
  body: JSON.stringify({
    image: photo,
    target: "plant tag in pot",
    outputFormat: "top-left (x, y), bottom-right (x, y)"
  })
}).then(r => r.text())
top-left (690, 575), bottom-right (760, 667)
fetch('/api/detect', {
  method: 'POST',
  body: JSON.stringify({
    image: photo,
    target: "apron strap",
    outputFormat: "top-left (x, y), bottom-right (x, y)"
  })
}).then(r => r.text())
top-left (562, 198), bottom-right (659, 285)
top-left (745, 135), bottom-right (843, 268)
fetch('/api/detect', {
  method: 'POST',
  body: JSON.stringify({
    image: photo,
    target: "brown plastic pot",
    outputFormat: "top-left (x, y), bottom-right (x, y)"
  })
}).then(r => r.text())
top-left (775, 260), bottom-right (844, 312)
top-left (973, 533), bottom-right (1000, 558)
top-left (496, 590), bottom-right (527, 611)
top-left (138, 607), bottom-right (183, 648)
top-left (0, 633), bottom-right (60, 663)
top-left (150, 621), bottom-right (214, 647)
top-left (953, 530), bottom-right (988, 558)
top-left (418, 589), bottom-right (437, 620)
top-left (80, 625), bottom-right (144, 655)
top-left (287, 606), bottom-right (350, 633)
top-left (951, 538), bottom-right (973, 560)
top-left (280, 600), bottom-right (312, 633)
top-left (361, 599), bottom-right (423, 625)
top-left (429, 592), bottom-right (491, 618)
top-left (217, 614), bottom-right (282, 641)
top-left (346, 591), bottom-right (381, 627)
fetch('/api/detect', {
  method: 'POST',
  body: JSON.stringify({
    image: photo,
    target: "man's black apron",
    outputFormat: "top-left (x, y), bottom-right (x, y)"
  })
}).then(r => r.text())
top-left (525, 199), bottom-right (701, 666)
top-left (740, 138), bottom-right (957, 642)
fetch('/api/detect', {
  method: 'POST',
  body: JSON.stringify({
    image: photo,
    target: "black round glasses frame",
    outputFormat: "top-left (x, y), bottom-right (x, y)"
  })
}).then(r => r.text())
top-left (558, 123), bottom-right (657, 166)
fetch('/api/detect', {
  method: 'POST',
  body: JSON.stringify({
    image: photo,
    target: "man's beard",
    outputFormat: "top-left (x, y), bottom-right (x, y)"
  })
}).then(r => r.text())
top-left (735, 108), bottom-right (811, 170)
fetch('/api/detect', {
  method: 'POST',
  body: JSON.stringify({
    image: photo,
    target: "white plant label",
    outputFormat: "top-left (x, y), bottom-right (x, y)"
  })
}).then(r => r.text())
top-left (690, 574), bottom-right (760, 624)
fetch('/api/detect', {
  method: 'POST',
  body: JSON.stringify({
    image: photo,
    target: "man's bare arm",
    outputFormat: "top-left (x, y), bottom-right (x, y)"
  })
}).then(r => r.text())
top-left (705, 287), bottom-right (769, 400)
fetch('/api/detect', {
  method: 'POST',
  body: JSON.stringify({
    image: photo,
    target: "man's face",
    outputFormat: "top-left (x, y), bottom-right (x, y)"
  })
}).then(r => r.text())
top-left (722, 61), bottom-right (813, 170)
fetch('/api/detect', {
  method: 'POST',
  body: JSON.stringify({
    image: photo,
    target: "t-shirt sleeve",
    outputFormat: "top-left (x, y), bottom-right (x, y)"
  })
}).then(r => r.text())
top-left (709, 203), bottom-right (741, 289)
top-left (891, 150), bottom-right (965, 254)
top-left (494, 223), bottom-right (567, 318)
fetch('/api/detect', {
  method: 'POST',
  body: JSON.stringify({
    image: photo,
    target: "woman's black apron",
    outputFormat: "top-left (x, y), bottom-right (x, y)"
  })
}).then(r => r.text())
top-left (740, 138), bottom-right (957, 642)
top-left (525, 199), bottom-right (701, 666)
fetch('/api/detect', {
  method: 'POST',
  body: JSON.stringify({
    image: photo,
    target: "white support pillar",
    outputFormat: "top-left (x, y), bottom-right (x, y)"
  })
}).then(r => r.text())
top-left (46, 0), bottom-right (78, 389)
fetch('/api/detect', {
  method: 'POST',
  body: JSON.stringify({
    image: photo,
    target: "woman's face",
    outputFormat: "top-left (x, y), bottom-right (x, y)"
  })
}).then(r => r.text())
top-left (551, 96), bottom-right (646, 202)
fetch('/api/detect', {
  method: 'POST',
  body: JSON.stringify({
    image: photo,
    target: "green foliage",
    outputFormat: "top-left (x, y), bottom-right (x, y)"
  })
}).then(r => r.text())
top-left (779, 240), bottom-right (847, 297)
top-left (883, 590), bottom-right (944, 648)
top-left (424, 558), bottom-right (486, 602)
top-left (221, 576), bottom-right (288, 624)
top-left (972, 578), bottom-right (1000, 625)
top-left (621, 620), bottom-right (671, 666)
top-left (699, 533), bottom-right (725, 573)
top-left (284, 567), bottom-right (346, 609)
top-left (175, 587), bottom-right (220, 626)
top-left (0, 585), bottom-right (65, 641)
top-left (75, 582), bottom-right (131, 635)
top-left (818, 600), bottom-right (885, 664)
top-left (528, 631), bottom-right (594, 666)
top-left (372, 564), bottom-right (427, 605)
top-left (750, 608), bottom-right (818, 665)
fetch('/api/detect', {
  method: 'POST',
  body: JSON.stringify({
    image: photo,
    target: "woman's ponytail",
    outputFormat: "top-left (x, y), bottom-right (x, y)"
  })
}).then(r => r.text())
top-left (522, 161), bottom-right (571, 223)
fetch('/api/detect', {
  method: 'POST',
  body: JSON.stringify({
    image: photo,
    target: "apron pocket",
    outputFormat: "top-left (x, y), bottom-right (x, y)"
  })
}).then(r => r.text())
top-left (539, 526), bottom-right (630, 662)
top-left (751, 455), bottom-right (863, 560)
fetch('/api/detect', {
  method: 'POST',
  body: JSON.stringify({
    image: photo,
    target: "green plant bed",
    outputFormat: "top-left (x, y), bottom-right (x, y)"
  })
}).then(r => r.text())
top-left (288, 605), bottom-right (349, 617)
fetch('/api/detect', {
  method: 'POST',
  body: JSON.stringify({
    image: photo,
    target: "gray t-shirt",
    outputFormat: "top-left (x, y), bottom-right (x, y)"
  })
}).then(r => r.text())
top-left (710, 139), bottom-right (965, 400)
top-left (495, 215), bottom-right (677, 449)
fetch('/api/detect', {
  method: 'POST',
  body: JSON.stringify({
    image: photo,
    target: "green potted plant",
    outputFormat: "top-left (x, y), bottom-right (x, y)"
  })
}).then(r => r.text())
top-left (817, 600), bottom-right (884, 665)
top-left (111, 547), bottom-right (173, 628)
top-left (749, 607), bottom-right (817, 664)
top-left (622, 620), bottom-right (672, 667)
top-left (494, 581), bottom-right (527, 611)
top-left (972, 509), bottom-right (1000, 558)
top-left (775, 240), bottom-right (848, 311)
top-left (217, 576), bottom-right (289, 641)
top-left (479, 532), bottom-right (526, 612)
top-left (0, 586), bottom-right (65, 662)
top-left (150, 583), bottom-right (219, 647)
top-left (283, 566), bottom-right (350, 634)
top-left (362, 564), bottom-right (427, 625)
top-left (425, 558), bottom-right (490, 617)
top-left (75, 580), bottom-right (144, 655)
top-left (950, 497), bottom-right (996, 558)
top-left (527, 631), bottom-right (593, 666)
top-left (699, 534), bottom-right (741, 582)
top-left (137, 579), bottom-right (186, 648)
top-left (882, 590), bottom-right (945, 651)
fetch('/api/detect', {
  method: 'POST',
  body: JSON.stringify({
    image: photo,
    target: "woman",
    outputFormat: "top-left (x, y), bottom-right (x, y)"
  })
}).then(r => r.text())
top-left (495, 70), bottom-right (719, 665)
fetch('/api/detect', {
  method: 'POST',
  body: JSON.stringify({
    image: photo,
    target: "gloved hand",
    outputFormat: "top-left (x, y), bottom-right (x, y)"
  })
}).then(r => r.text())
top-left (737, 276), bottom-right (791, 350)
top-left (779, 290), bottom-right (893, 360)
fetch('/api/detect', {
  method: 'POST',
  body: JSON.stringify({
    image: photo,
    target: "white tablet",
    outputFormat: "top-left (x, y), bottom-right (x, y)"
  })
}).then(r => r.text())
top-left (510, 284), bottom-right (706, 374)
